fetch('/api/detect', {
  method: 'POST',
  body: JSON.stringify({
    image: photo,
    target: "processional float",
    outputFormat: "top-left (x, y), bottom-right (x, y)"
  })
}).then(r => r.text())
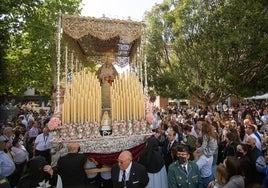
top-left (50, 14), bottom-right (152, 165)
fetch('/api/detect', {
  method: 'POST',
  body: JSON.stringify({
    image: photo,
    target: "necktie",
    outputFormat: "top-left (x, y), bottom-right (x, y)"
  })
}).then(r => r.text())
top-left (183, 165), bottom-right (187, 175)
top-left (168, 142), bottom-right (172, 150)
top-left (122, 170), bottom-right (126, 186)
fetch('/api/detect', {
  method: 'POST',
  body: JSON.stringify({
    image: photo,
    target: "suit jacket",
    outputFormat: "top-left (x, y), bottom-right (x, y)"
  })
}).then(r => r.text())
top-left (57, 153), bottom-right (87, 188)
top-left (111, 162), bottom-right (149, 188)
top-left (162, 139), bottom-right (178, 169)
top-left (234, 114), bottom-right (243, 125)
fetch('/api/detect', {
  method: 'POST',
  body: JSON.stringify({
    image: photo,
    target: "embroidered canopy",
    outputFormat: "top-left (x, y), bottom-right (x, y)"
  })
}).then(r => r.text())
top-left (61, 14), bottom-right (143, 67)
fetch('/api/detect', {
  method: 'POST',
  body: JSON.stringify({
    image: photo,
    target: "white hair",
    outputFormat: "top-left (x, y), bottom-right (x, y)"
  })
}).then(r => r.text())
top-left (247, 136), bottom-right (256, 145)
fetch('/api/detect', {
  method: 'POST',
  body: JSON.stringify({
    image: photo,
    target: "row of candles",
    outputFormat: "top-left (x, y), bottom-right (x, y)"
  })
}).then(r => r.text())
top-left (61, 70), bottom-right (102, 123)
top-left (61, 69), bottom-right (145, 124)
top-left (111, 71), bottom-right (145, 121)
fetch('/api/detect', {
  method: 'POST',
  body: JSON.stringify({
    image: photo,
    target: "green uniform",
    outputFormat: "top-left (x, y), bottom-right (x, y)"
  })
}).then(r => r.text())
top-left (168, 160), bottom-right (202, 188)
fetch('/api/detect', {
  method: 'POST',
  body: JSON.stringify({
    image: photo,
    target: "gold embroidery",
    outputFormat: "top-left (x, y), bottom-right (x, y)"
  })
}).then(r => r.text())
top-left (61, 14), bottom-right (143, 68)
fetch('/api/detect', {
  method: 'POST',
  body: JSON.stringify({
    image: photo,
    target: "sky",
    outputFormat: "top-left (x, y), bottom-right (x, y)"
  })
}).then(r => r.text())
top-left (81, 0), bottom-right (163, 21)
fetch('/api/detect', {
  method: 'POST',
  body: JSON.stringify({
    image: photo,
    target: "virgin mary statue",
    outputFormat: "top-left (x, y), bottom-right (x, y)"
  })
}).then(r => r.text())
top-left (96, 53), bottom-right (118, 85)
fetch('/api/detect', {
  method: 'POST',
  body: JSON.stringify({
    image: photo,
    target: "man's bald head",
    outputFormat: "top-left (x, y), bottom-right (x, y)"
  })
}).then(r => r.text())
top-left (118, 150), bottom-right (132, 170)
top-left (67, 142), bottom-right (80, 153)
top-left (119, 150), bottom-right (132, 160)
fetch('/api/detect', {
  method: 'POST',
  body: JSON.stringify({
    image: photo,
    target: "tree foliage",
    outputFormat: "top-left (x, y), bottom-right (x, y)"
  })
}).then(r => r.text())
top-left (145, 0), bottom-right (268, 106)
top-left (0, 0), bottom-right (82, 96)
top-left (145, 1), bottom-right (186, 99)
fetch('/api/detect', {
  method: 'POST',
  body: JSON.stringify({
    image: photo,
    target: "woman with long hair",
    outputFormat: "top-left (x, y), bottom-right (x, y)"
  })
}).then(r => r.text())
top-left (195, 122), bottom-right (218, 157)
top-left (236, 143), bottom-right (256, 187)
top-left (223, 156), bottom-right (244, 187)
top-left (208, 164), bottom-right (228, 188)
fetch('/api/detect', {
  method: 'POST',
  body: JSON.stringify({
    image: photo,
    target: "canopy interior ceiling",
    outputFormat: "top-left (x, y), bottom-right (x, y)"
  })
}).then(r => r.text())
top-left (61, 14), bottom-right (143, 67)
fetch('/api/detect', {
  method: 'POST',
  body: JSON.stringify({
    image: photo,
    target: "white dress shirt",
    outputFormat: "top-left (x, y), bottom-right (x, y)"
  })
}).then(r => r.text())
top-left (0, 151), bottom-right (15, 176)
top-left (119, 162), bottom-right (132, 182)
top-left (28, 127), bottom-right (39, 138)
top-left (35, 133), bottom-right (53, 151)
top-left (196, 154), bottom-right (213, 178)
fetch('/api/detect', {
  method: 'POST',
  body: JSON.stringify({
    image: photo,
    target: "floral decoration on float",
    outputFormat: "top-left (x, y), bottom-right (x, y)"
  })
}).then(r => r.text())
top-left (49, 115), bottom-right (154, 154)
top-left (49, 119), bottom-right (153, 154)
top-left (47, 117), bottom-right (63, 140)
top-left (48, 117), bottom-right (62, 130)
top-left (49, 118), bottom-right (153, 142)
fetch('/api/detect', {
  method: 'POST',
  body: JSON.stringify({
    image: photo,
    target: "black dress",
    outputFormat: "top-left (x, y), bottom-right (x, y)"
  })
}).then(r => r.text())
top-left (17, 156), bottom-right (57, 188)
top-left (138, 136), bottom-right (165, 173)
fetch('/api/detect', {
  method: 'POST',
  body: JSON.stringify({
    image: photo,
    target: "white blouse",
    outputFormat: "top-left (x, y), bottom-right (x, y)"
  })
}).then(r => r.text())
top-left (11, 145), bottom-right (29, 164)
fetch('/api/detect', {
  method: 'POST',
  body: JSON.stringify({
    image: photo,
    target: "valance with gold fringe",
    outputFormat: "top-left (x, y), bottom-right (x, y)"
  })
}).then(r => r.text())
top-left (61, 14), bottom-right (143, 67)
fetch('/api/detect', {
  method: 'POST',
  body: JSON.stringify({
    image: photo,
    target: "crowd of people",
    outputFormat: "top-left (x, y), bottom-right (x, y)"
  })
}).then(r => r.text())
top-left (0, 100), bottom-right (268, 188)
top-left (149, 100), bottom-right (268, 188)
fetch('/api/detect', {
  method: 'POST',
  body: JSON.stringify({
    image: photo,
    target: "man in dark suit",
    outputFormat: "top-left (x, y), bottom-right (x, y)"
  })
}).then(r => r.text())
top-left (162, 129), bottom-right (178, 170)
top-left (111, 150), bottom-right (149, 188)
top-left (57, 142), bottom-right (87, 188)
